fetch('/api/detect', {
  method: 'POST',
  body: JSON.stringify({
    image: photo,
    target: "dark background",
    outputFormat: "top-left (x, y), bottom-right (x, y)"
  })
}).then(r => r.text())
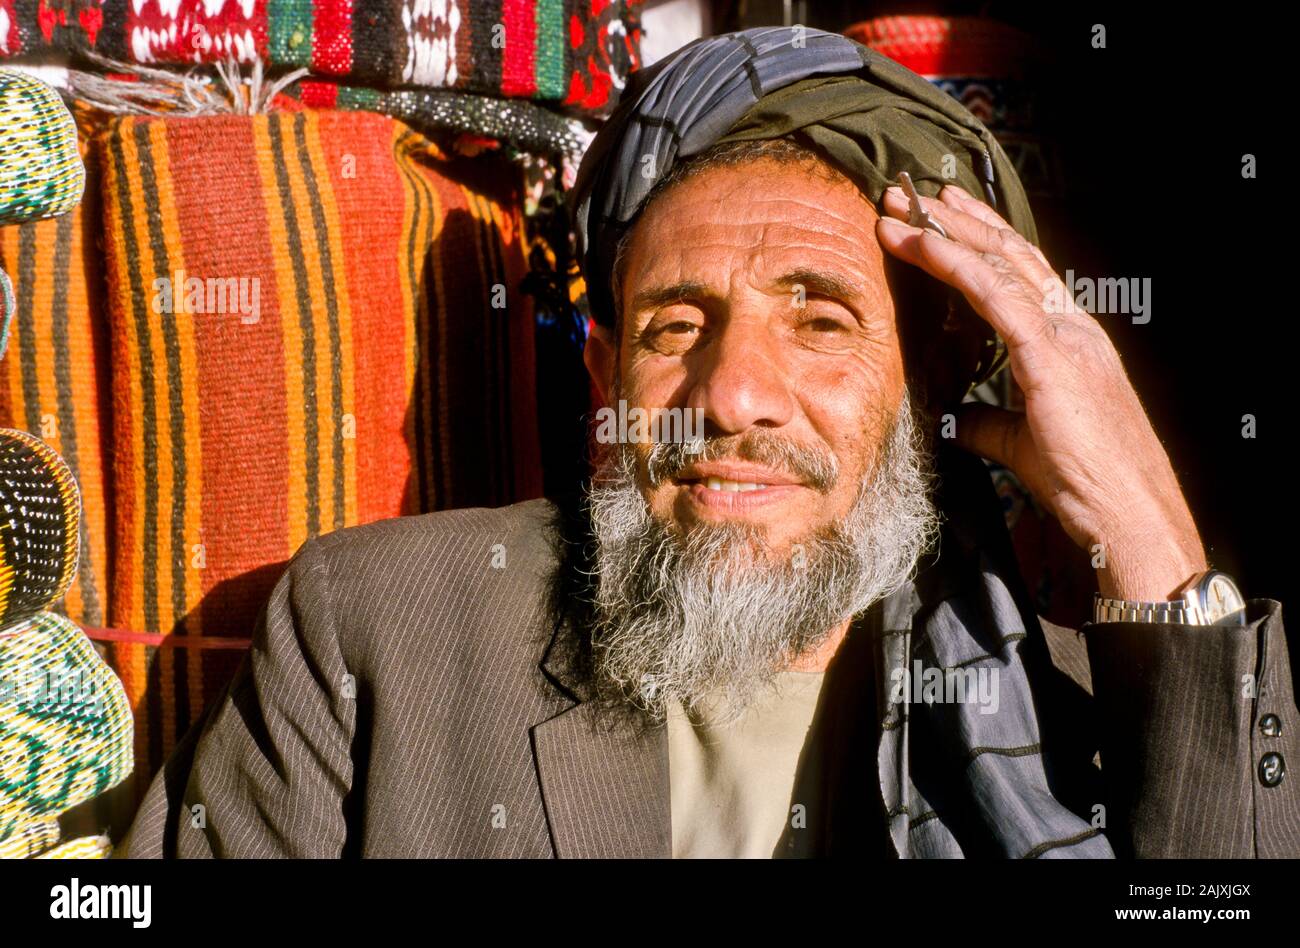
top-left (695, 1), bottom-right (1292, 604)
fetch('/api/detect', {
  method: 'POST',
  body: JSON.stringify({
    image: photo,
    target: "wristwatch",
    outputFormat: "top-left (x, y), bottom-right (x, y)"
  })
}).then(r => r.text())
top-left (1093, 569), bottom-right (1247, 626)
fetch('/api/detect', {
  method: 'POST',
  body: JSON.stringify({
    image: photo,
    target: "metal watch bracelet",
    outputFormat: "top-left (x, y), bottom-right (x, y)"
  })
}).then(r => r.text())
top-left (1093, 595), bottom-right (1196, 625)
top-left (1092, 570), bottom-right (1246, 626)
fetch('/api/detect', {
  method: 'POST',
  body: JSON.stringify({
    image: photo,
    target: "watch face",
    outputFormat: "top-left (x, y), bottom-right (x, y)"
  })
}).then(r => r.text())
top-left (1203, 573), bottom-right (1246, 624)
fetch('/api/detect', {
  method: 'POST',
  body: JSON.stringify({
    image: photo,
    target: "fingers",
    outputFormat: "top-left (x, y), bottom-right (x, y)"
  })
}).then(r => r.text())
top-left (882, 185), bottom-right (1003, 255)
top-left (949, 402), bottom-right (1032, 478)
top-left (939, 185), bottom-right (1054, 271)
top-left (876, 215), bottom-right (1035, 349)
top-left (935, 184), bottom-right (1007, 229)
top-left (879, 179), bottom-right (1097, 358)
top-left (882, 184), bottom-right (1052, 280)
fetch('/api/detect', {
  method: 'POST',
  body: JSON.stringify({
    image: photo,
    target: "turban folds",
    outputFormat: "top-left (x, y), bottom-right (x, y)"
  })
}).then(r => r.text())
top-left (572, 27), bottom-right (1037, 395)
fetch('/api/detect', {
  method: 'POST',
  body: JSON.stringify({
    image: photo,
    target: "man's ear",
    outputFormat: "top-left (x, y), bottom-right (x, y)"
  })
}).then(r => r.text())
top-left (584, 321), bottom-right (618, 408)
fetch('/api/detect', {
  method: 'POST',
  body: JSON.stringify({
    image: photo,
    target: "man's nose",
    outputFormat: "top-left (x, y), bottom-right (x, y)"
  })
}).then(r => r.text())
top-left (687, 314), bottom-right (795, 435)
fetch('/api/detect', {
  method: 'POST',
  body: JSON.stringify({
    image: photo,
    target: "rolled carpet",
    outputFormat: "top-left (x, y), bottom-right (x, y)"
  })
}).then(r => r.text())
top-left (95, 109), bottom-right (542, 783)
top-left (0, 117), bottom-right (112, 629)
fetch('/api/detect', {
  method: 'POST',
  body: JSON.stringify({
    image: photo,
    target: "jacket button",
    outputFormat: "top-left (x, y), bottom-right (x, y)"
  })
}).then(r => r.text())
top-left (1260, 714), bottom-right (1283, 738)
top-left (1259, 752), bottom-right (1286, 787)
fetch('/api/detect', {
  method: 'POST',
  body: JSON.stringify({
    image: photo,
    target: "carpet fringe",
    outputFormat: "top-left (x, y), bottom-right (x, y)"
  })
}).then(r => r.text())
top-left (68, 52), bottom-right (307, 116)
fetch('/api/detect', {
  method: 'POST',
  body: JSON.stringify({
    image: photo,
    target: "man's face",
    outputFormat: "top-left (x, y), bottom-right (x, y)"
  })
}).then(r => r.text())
top-left (611, 158), bottom-right (906, 553)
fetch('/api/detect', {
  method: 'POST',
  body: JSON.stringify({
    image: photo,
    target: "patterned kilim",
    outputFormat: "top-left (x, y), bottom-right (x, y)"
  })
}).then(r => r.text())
top-left (0, 0), bottom-right (643, 116)
top-left (0, 130), bottom-right (112, 629)
top-left (0, 70), bottom-right (85, 226)
top-left (0, 611), bottom-right (134, 858)
top-left (95, 110), bottom-right (542, 784)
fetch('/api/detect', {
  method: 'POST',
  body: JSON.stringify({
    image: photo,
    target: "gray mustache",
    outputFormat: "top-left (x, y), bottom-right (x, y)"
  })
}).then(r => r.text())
top-left (644, 430), bottom-right (839, 493)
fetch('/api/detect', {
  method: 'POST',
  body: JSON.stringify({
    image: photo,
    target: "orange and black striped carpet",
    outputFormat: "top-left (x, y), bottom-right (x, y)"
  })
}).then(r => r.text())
top-left (94, 110), bottom-right (541, 784)
top-left (0, 129), bottom-right (112, 630)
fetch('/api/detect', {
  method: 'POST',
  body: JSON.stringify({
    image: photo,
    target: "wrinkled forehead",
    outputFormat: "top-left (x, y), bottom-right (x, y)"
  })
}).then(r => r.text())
top-left (617, 157), bottom-right (891, 311)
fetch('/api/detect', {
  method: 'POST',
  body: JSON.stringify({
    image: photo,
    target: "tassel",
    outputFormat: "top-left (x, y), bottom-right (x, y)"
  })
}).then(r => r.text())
top-left (67, 52), bottom-right (307, 116)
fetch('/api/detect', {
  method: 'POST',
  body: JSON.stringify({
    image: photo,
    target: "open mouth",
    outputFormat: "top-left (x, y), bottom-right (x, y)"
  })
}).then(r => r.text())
top-left (672, 464), bottom-right (807, 509)
top-left (692, 477), bottom-right (773, 493)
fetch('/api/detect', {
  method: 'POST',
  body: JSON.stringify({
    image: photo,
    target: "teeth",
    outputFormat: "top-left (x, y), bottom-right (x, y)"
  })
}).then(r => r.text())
top-left (704, 478), bottom-right (766, 493)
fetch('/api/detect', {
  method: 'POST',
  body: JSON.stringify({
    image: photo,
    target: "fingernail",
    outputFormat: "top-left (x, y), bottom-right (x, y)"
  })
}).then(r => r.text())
top-left (878, 216), bottom-right (912, 230)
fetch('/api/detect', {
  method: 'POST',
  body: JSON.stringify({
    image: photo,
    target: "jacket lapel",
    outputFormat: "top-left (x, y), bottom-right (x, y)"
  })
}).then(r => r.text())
top-left (531, 616), bottom-right (672, 858)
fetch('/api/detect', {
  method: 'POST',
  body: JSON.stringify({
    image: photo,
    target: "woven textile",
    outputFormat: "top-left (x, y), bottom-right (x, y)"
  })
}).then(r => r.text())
top-left (36, 832), bottom-right (113, 857)
top-left (1, 0), bottom-right (644, 116)
top-left (0, 428), bottom-right (81, 627)
top-left (291, 81), bottom-right (593, 163)
top-left (0, 610), bottom-right (134, 858)
top-left (95, 109), bottom-right (541, 782)
top-left (0, 69), bottom-right (84, 226)
top-left (0, 814), bottom-right (58, 857)
top-left (0, 133), bottom-right (112, 628)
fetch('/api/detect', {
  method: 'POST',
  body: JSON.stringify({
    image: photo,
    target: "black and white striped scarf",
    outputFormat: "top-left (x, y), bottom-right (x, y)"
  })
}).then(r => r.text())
top-left (878, 447), bottom-right (1113, 857)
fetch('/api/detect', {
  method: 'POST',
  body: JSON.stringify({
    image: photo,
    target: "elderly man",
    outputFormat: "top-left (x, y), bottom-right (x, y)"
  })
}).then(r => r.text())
top-left (122, 28), bottom-right (1296, 859)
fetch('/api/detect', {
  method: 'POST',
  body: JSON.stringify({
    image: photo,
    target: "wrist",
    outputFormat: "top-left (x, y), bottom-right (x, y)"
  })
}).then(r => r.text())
top-left (1094, 533), bottom-right (1207, 602)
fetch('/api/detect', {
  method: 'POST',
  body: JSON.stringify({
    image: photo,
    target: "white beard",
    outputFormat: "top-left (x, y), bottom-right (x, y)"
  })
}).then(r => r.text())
top-left (585, 389), bottom-right (940, 724)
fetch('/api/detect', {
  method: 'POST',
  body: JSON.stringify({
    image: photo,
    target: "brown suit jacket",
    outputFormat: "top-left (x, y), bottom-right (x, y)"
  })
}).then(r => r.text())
top-left (118, 499), bottom-right (1300, 857)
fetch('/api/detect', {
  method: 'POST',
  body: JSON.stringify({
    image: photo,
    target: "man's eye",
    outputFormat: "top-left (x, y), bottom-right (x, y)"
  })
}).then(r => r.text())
top-left (661, 320), bottom-right (699, 335)
top-left (798, 315), bottom-right (850, 334)
top-left (642, 315), bottom-right (704, 354)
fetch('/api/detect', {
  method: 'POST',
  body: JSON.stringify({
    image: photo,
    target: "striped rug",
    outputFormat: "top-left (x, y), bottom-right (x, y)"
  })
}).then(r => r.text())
top-left (0, 130), bottom-right (112, 630)
top-left (95, 109), bottom-right (541, 783)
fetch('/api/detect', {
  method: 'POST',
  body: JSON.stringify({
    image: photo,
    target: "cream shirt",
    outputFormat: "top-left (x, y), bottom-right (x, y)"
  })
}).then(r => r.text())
top-left (667, 671), bottom-right (828, 858)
